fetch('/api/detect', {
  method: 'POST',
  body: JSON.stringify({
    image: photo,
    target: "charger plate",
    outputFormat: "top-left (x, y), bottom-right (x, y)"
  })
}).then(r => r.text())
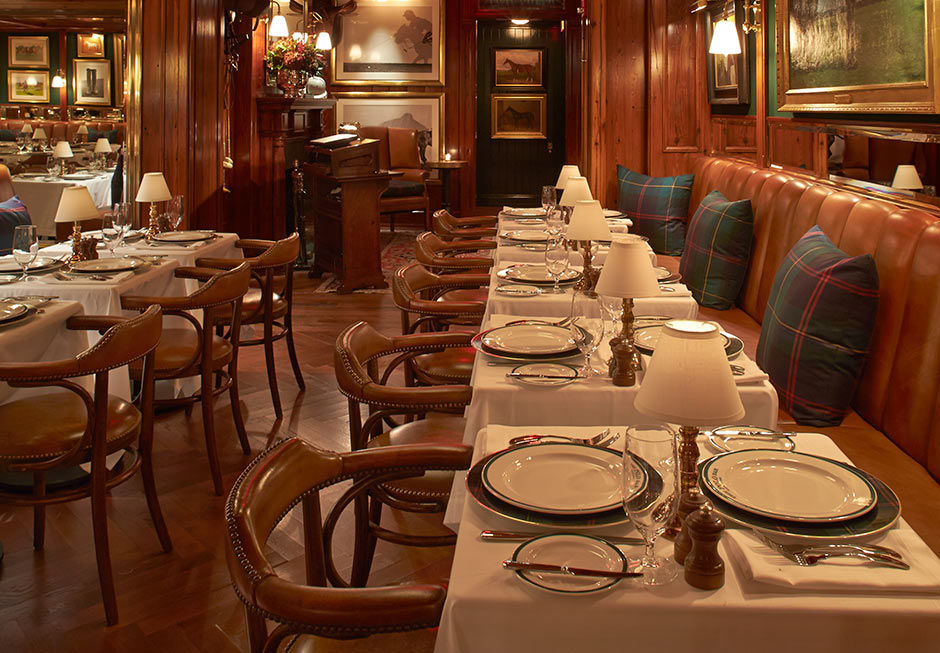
top-left (0, 256), bottom-right (61, 274)
top-left (151, 230), bottom-right (215, 243)
top-left (511, 534), bottom-right (629, 594)
top-left (633, 324), bottom-right (743, 359)
top-left (481, 324), bottom-right (578, 357)
top-left (500, 230), bottom-right (550, 243)
top-left (497, 265), bottom-right (581, 286)
top-left (701, 450), bottom-right (876, 523)
top-left (0, 301), bottom-right (29, 325)
top-left (698, 454), bottom-right (900, 542)
top-left (70, 257), bottom-right (146, 273)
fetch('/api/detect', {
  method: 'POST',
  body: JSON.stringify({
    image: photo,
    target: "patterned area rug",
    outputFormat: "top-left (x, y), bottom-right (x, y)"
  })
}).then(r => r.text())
top-left (309, 228), bottom-right (420, 293)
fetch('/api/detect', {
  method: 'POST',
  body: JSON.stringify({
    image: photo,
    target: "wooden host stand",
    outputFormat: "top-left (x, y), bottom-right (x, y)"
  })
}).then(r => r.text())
top-left (304, 137), bottom-right (399, 293)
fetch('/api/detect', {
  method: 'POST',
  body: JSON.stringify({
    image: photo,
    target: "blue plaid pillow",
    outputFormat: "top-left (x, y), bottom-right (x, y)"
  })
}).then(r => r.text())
top-left (756, 226), bottom-right (879, 426)
top-left (679, 191), bottom-right (753, 310)
top-left (616, 164), bottom-right (693, 255)
top-left (0, 196), bottom-right (32, 255)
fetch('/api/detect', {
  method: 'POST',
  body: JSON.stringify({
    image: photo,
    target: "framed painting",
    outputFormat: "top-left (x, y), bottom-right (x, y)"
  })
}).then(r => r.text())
top-left (8, 36), bottom-right (49, 68)
top-left (333, 92), bottom-right (444, 161)
top-left (491, 94), bottom-right (547, 139)
top-left (705, 2), bottom-right (749, 104)
top-left (777, 0), bottom-right (940, 113)
top-left (8, 70), bottom-right (49, 103)
top-left (494, 48), bottom-right (543, 87)
top-left (332, 0), bottom-right (444, 85)
top-left (73, 59), bottom-right (112, 106)
top-left (77, 33), bottom-right (106, 58)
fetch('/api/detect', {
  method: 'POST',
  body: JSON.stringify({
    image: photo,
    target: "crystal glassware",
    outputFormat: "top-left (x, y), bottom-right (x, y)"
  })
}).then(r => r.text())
top-left (541, 185), bottom-right (557, 214)
top-left (568, 291), bottom-right (605, 378)
top-left (167, 194), bottom-right (185, 231)
top-left (546, 208), bottom-right (565, 240)
top-left (100, 213), bottom-right (122, 256)
top-left (12, 224), bottom-right (38, 282)
top-left (622, 424), bottom-right (680, 586)
top-left (544, 238), bottom-right (570, 294)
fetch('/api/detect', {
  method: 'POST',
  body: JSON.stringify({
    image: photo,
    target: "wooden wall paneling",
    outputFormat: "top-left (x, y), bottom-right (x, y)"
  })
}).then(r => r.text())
top-left (564, 12), bottom-right (583, 176)
top-left (768, 117), bottom-right (818, 172)
top-left (710, 116), bottom-right (757, 160)
top-left (190, 0), bottom-right (225, 230)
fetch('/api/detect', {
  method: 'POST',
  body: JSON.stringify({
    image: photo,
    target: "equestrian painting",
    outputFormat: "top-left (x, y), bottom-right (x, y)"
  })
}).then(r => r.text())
top-left (491, 94), bottom-right (547, 139)
top-left (494, 48), bottom-right (543, 87)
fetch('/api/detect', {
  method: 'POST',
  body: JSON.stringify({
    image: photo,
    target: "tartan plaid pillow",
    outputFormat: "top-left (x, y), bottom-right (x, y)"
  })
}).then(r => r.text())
top-left (616, 164), bottom-right (694, 255)
top-left (756, 226), bottom-right (880, 426)
top-left (679, 191), bottom-right (754, 310)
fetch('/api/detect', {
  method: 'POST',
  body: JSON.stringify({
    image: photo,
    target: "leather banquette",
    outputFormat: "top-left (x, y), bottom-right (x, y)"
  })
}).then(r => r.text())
top-left (0, 119), bottom-right (125, 144)
top-left (678, 156), bottom-right (940, 552)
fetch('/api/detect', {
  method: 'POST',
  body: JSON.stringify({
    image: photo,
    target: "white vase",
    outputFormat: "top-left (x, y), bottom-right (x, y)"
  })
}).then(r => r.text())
top-left (305, 75), bottom-right (327, 99)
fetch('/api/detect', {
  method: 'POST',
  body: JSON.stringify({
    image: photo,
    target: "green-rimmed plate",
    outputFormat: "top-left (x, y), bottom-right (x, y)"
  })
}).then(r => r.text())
top-left (634, 324), bottom-right (743, 360)
top-left (511, 533), bottom-right (629, 594)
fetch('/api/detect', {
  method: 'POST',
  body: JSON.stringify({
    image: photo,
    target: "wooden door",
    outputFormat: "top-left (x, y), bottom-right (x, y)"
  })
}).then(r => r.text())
top-left (476, 20), bottom-right (566, 207)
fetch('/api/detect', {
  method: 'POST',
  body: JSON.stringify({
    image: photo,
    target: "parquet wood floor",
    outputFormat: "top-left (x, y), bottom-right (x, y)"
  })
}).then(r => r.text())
top-left (0, 275), bottom-right (453, 652)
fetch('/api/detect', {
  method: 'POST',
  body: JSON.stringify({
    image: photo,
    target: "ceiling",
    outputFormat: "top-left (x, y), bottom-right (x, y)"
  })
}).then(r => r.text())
top-left (0, 0), bottom-right (126, 32)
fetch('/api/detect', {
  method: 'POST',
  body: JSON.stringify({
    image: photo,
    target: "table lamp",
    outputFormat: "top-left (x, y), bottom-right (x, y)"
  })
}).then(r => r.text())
top-left (555, 164), bottom-right (581, 191)
top-left (94, 137), bottom-right (111, 167)
top-left (32, 126), bottom-right (47, 150)
top-left (54, 186), bottom-right (101, 263)
top-left (52, 140), bottom-right (74, 176)
top-left (566, 199), bottom-right (611, 296)
top-left (76, 124), bottom-right (89, 143)
top-left (136, 172), bottom-right (172, 239)
top-left (594, 235), bottom-right (661, 385)
top-left (634, 319), bottom-right (745, 535)
top-left (892, 165), bottom-right (923, 192)
top-left (558, 175), bottom-right (592, 224)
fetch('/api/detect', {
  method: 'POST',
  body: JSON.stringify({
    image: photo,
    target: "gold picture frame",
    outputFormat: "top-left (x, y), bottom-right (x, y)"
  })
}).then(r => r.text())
top-left (73, 59), bottom-right (112, 106)
top-left (77, 33), bottom-right (106, 58)
top-left (490, 94), bottom-right (547, 139)
top-left (7, 70), bottom-right (49, 103)
top-left (8, 36), bottom-right (49, 68)
top-left (777, 0), bottom-right (940, 113)
top-left (331, 0), bottom-right (444, 86)
top-left (494, 48), bottom-right (543, 87)
top-left (333, 91), bottom-right (445, 161)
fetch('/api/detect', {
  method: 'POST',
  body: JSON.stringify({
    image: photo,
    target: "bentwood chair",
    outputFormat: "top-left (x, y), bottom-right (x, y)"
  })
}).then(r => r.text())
top-left (392, 262), bottom-right (487, 385)
top-left (432, 208), bottom-right (498, 241)
top-left (122, 263), bottom-right (251, 495)
top-left (415, 231), bottom-right (495, 274)
top-left (198, 233), bottom-right (304, 419)
top-left (225, 438), bottom-right (472, 652)
top-left (334, 321), bottom-right (473, 585)
top-left (0, 306), bottom-right (168, 625)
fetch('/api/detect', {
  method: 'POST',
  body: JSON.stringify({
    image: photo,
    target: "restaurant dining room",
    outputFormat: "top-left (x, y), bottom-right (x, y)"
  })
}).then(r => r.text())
top-left (2, 0), bottom-right (940, 650)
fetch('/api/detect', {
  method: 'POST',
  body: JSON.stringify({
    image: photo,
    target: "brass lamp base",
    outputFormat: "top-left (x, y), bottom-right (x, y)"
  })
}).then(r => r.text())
top-left (142, 202), bottom-right (161, 240)
top-left (578, 239), bottom-right (599, 297)
top-left (67, 222), bottom-right (99, 263)
top-left (664, 424), bottom-right (702, 539)
top-left (608, 297), bottom-right (642, 386)
top-left (59, 158), bottom-right (67, 177)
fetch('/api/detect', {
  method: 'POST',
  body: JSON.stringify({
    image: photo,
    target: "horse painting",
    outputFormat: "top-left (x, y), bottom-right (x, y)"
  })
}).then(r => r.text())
top-left (494, 48), bottom-right (542, 86)
top-left (491, 95), bottom-right (546, 139)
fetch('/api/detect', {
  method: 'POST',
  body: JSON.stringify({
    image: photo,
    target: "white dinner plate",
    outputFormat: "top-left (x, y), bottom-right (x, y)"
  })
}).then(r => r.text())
top-left (509, 362), bottom-right (580, 387)
top-left (700, 450), bottom-right (877, 523)
top-left (652, 266), bottom-right (672, 280)
top-left (504, 207), bottom-right (547, 217)
top-left (602, 209), bottom-right (625, 218)
top-left (70, 257), bottom-right (146, 273)
top-left (498, 265), bottom-right (580, 285)
top-left (483, 443), bottom-right (627, 515)
top-left (511, 533), bottom-right (629, 594)
top-left (0, 256), bottom-right (61, 274)
top-left (707, 425), bottom-right (795, 453)
top-left (508, 218), bottom-right (546, 226)
top-left (151, 230), bottom-right (216, 243)
top-left (0, 300), bottom-right (29, 325)
top-left (482, 324), bottom-right (577, 356)
top-left (500, 230), bottom-right (549, 243)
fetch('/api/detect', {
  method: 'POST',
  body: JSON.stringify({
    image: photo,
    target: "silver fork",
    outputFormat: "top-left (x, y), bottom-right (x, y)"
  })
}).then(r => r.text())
top-left (754, 531), bottom-right (907, 568)
top-left (508, 428), bottom-right (618, 448)
top-left (505, 316), bottom-right (574, 328)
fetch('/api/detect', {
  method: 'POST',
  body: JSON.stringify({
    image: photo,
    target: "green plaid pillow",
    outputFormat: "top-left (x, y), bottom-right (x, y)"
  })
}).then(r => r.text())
top-left (616, 164), bottom-right (693, 255)
top-left (679, 191), bottom-right (753, 310)
top-left (756, 226), bottom-right (880, 426)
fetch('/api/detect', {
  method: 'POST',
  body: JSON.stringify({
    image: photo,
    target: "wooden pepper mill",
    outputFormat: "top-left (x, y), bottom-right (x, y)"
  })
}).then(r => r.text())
top-left (683, 501), bottom-right (725, 590)
top-left (673, 487), bottom-right (708, 562)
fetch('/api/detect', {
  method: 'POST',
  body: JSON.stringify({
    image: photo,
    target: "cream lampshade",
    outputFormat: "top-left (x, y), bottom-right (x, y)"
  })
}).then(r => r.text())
top-left (32, 127), bottom-right (47, 141)
top-left (595, 235), bottom-right (660, 386)
top-left (52, 141), bottom-right (73, 158)
top-left (635, 319), bottom-right (745, 531)
top-left (269, 14), bottom-right (289, 38)
top-left (94, 137), bottom-right (111, 154)
top-left (136, 172), bottom-right (172, 238)
top-left (567, 200), bottom-right (611, 241)
top-left (892, 165), bottom-right (923, 191)
top-left (314, 31), bottom-right (332, 50)
top-left (55, 186), bottom-right (100, 263)
top-left (709, 19), bottom-right (741, 55)
top-left (558, 175), bottom-right (593, 207)
top-left (76, 124), bottom-right (89, 135)
top-left (555, 164), bottom-right (581, 190)
top-left (20, 123), bottom-right (33, 134)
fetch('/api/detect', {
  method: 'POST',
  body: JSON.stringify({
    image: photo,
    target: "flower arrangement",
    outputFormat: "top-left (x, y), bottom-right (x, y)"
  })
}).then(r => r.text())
top-left (265, 37), bottom-right (327, 78)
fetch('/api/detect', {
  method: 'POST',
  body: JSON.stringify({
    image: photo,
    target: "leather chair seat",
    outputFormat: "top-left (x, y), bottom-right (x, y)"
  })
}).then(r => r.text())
top-left (413, 347), bottom-right (476, 384)
top-left (129, 327), bottom-right (233, 377)
top-left (383, 179), bottom-right (425, 198)
top-left (366, 414), bottom-right (466, 502)
top-left (0, 391), bottom-right (140, 465)
top-left (241, 287), bottom-right (288, 322)
top-left (439, 288), bottom-right (489, 303)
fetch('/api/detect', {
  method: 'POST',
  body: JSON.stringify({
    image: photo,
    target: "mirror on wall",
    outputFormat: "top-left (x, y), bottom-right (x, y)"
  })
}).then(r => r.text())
top-left (828, 131), bottom-right (939, 201)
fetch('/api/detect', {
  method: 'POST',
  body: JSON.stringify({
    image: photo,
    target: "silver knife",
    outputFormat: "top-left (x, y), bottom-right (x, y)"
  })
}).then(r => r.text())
top-left (506, 372), bottom-right (582, 380)
top-left (482, 530), bottom-right (644, 545)
top-left (503, 560), bottom-right (642, 578)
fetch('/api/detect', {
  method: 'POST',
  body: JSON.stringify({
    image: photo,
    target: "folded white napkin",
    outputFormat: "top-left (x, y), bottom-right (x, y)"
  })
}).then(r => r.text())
top-left (731, 355), bottom-right (769, 384)
top-left (724, 529), bottom-right (940, 594)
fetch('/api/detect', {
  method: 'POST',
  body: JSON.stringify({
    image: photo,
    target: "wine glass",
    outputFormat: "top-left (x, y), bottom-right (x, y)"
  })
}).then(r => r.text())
top-left (167, 194), bottom-right (185, 231)
top-left (598, 294), bottom-right (625, 365)
top-left (12, 225), bottom-right (38, 282)
top-left (546, 208), bottom-right (565, 240)
top-left (541, 185), bottom-right (557, 215)
top-left (622, 424), bottom-right (680, 587)
top-left (544, 238), bottom-right (570, 295)
top-left (101, 213), bottom-right (123, 256)
top-left (568, 291), bottom-right (605, 378)
top-left (111, 202), bottom-right (131, 239)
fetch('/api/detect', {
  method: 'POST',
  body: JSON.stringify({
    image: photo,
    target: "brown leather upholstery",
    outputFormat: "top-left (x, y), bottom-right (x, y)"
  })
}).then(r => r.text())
top-left (682, 157), bottom-right (940, 549)
top-left (358, 125), bottom-right (430, 229)
top-left (415, 231), bottom-right (495, 274)
top-left (0, 119), bottom-right (125, 144)
top-left (412, 348), bottom-right (477, 386)
top-left (225, 439), bottom-right (472, 652)
top-left (432, 209), bottom-right (498, 241)
top-left (122, 263), bottom-right (252, 495)
top-left (198, 234), bottom-right (304, 419)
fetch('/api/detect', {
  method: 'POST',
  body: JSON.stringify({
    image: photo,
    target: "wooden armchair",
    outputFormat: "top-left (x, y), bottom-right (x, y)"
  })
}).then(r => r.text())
top-left (359, 125), bottom-right (430, 231)
top-left (432, 208), bottom-right (498, 241)
top-left (225, 438), bottom-right (472, 652)
top-left (415, 231), bottom-right (495, 274)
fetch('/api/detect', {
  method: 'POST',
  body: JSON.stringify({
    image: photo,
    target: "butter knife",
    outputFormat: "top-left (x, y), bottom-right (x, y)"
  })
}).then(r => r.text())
top-left (482, 531), bottom-right (644, 545)
top-left (503, 560), bottom-right (642, 578)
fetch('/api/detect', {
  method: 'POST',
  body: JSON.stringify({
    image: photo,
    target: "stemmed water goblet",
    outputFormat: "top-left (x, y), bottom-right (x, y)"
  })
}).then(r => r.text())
top-left (166, 194), bottom-right (185, 231)
top-left (622, 424), bottom-right (680, 586)
top-left (568, 291), bottom-right (605, 378)
top-left (544, 237), bottom-right (570, 295)
top-left (12, 225), bottom-right (38, 282)
top-left (598, 294), bottom-right (625, 367)
top-left (541, 185), bottom-right (557, 216)
top-left (545, 208), bottom-right (565, 240)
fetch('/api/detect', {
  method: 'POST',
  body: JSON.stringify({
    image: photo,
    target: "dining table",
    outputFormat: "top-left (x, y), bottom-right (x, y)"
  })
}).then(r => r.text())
top-left (12, 170), bottom-right (113, 238)
top-left (435, 425), bottom-right (940, 653)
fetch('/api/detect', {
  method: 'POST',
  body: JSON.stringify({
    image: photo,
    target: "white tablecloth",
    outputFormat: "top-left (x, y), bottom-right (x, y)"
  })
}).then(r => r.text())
top-left (435, 426), bottom-right (940, 653)
top-left (13, 172), bottom-right (113, 237)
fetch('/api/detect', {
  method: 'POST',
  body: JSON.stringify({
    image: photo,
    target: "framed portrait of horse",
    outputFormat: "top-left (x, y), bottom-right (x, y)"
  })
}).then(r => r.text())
top-left (494, 48), bottom-right (543, 87)
top-left (332, 0), bottom-right (444, 85)
top-left (491, 94), bottom-right (547, 139)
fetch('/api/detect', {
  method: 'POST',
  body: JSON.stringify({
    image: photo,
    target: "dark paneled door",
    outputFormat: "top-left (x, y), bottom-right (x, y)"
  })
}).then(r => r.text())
top-left (476, 20), bottom-right (566, 207)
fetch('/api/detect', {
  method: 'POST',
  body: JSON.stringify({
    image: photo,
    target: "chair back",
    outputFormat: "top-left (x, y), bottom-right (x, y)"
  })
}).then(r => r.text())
top-left (415, 231), bottom-right (494, 272)
top-left (253, 232), bottom-right (300, 270)
top-left (392, 262), bottom-right (487, 333)
top-left (76, 305), bottom-right (164, 376)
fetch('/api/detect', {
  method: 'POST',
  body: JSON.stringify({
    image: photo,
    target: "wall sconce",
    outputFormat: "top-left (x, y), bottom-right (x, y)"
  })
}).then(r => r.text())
top-left (269, 1), bottom-right (289, 38)
top-left (742, 0), bottom-right (761, 33)
top-left (51, 70), bottom-right (66, 88)
top-left (709, 18), bottom-right (741, 55)
top-left (314, 31), bottom-right (332, 50)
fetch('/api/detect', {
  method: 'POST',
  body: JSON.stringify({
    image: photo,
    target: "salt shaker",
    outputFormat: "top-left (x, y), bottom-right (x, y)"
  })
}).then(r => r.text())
top-left (683, 501), bottom-right (725, 590)
top-left (673, 487), bottom-right (707, 565)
